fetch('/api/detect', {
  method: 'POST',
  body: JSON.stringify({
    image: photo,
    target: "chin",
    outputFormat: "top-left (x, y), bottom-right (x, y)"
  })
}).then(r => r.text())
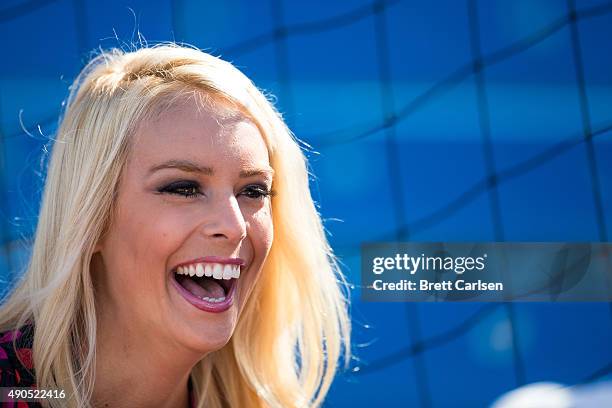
top-left (192, 328), bottom-right (235, 353)
top-left (168, 312), bottom-right (238, 355)
top-left (166, 284), bottom-right (239, 351)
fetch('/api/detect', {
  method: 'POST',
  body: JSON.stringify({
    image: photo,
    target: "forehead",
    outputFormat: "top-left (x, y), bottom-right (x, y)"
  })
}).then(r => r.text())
top-left (127, 95), bottom-right (270, 170)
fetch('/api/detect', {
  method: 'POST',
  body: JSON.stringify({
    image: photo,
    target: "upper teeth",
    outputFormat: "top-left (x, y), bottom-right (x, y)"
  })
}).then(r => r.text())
top-left (175, 263), bottom-right (240, 280)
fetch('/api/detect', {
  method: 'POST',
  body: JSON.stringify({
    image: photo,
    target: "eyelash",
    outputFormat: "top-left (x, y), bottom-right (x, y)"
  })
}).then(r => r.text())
top-left (158, 180), bottom-right (274, 200)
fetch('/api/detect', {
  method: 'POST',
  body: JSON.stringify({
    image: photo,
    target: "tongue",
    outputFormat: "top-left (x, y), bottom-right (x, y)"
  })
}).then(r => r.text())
top-left (179, 275), bottom-right (225, 298)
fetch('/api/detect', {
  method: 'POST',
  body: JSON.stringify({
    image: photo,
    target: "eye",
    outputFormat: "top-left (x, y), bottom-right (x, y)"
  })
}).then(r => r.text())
top-left (240, 184), bottom-right (274, 200)
top-left (158, 180), bottom-right (202, 198)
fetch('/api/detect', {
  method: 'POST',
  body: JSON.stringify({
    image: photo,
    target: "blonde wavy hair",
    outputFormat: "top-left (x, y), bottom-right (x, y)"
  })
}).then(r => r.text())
top-left (0, 44), bottom-right (351, 407)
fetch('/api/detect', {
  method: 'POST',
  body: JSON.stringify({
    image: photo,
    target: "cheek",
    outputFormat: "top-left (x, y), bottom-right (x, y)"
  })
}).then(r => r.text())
top-left (249, 205), bottom-right (274, 255)
top-left (110, 203), bottom-right (190, 284)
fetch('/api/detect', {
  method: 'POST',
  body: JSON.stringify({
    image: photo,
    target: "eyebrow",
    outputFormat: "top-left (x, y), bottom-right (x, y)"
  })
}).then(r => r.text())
top-left (147, 159), bottom-right (274, 178)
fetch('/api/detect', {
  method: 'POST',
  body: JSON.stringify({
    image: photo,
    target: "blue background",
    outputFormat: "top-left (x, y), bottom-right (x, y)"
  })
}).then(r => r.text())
top-left (0, 0), bottom-right (611, 406)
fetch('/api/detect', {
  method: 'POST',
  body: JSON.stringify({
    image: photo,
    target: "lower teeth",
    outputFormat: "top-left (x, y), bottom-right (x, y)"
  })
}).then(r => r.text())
top-left (202, 296), bottom-right (225, 303)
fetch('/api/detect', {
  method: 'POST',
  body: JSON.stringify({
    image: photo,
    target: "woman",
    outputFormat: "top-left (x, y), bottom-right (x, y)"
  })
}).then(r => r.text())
top-left (0, 44), bottom-right (351, 407)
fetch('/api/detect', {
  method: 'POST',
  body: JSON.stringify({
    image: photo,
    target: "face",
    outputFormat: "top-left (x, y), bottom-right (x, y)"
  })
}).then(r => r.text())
top-left (92, 95), bottom-right (274, 354)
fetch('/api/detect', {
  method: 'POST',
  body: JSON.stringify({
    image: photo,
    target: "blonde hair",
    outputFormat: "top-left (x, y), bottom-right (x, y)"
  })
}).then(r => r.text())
top-left (0, 44), bottom-right (351, 407)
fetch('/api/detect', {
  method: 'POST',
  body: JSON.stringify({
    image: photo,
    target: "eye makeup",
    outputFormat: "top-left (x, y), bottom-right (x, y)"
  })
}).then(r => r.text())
top-left (157, 180), bottom-right (203, 198)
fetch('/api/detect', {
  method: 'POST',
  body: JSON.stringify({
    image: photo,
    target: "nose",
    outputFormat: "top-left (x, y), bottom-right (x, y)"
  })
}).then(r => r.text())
top-left (200, 194), bottom-right (247, 242)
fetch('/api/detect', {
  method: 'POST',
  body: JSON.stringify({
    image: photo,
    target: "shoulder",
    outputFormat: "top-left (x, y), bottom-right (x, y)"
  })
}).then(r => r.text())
top-left (0, 323), bottom-right (35, 387)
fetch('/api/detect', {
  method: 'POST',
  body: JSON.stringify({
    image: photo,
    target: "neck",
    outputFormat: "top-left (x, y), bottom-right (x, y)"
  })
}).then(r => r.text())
top-left (92, 310), bottom-right (201, 408)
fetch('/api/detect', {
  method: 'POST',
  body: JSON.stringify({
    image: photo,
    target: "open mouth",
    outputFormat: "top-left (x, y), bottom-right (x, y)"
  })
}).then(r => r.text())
top-left (172, 263), bottom-right (240, 304)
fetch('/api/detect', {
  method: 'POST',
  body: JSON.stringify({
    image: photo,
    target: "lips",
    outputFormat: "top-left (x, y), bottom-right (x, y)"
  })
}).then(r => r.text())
top-left (170, 256), bottom-right (244, 313)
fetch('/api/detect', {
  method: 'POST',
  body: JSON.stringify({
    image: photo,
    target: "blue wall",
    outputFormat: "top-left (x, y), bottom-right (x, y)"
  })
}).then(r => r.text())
top-left (1, 0), bottom-right (611, 406)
